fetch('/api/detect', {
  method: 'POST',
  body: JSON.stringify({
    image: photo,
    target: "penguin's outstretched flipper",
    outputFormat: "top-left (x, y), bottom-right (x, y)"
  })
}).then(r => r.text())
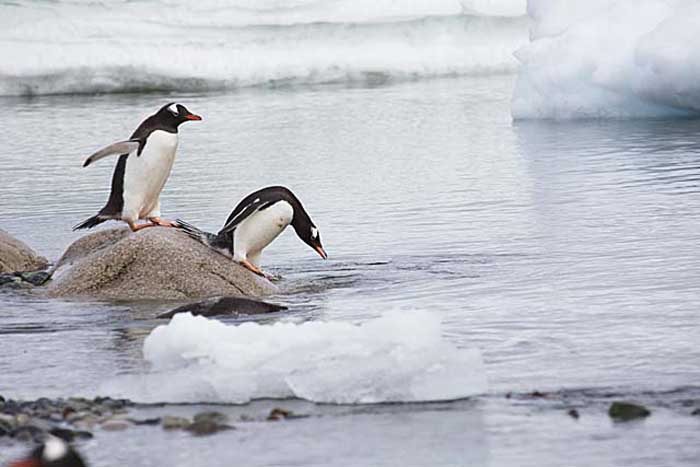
top-left (83, 140), bottom-right (140, 167)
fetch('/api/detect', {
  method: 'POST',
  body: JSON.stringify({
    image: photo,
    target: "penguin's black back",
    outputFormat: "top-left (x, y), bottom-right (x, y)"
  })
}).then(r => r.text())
top-left (220, 186), bottom-right (300, 230)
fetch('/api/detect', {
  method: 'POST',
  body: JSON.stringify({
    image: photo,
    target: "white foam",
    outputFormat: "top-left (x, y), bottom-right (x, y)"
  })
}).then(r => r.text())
top-left (104, 311), bottom-right (487, 404)
top-left (512, 0), bottom-right (700, 119)
top-left (0, 1), bottom-right (527, 96)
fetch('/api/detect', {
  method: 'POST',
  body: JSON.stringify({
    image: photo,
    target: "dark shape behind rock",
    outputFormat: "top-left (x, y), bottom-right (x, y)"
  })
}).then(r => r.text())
top-left (156, 296), bottom-right (288, 319)
top-left (0, 228), bottom-right (48, 274)
top-left (46, 228), bottom-right (278, 301)
top-left (608, 401), bottom-right (651, 421)
top-left (20, 270), bottom-right (52, 286)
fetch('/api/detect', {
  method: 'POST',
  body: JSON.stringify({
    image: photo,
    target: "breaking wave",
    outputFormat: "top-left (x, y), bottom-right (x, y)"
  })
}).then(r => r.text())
top-left (0, 0), bottom-right (527, 96)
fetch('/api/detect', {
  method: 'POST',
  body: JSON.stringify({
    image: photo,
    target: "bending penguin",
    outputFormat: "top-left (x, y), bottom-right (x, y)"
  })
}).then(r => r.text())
top-left (175, 186), bottom-right (327, 277)
top-left (74, 102), bottom-right (202, 232)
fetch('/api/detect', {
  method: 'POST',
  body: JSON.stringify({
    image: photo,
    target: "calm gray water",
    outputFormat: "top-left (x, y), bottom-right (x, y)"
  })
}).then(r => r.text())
top-left (2, 75), bottom-right (700, 466)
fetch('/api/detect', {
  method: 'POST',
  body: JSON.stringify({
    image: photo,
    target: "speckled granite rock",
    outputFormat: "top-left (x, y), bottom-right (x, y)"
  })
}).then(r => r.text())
top-left (46, 227), bottom-right (277, 300)
top-left (0, 229), bottom-right (48, 273)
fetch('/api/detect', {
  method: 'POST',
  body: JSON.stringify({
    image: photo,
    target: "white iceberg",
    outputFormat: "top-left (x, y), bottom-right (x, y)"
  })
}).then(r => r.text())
top-left (512, 0), bottom-right (700, 119)
top-left (104, 311), bottom-right (487, 404)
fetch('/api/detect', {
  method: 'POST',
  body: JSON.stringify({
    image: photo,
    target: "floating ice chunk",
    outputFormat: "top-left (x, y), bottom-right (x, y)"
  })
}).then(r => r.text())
top-left (106, 311), bottom-right (486, 404)
top-left (512, 0), bottom-right (700, 119)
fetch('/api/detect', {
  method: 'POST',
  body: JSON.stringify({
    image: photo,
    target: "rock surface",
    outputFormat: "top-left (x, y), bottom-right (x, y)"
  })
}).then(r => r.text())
top-left (46, 227), bottom-right (277, 300)
top-left (0, 229), bottom-right (48, 274)
top-left (608, 401), bottom-right (651, 421)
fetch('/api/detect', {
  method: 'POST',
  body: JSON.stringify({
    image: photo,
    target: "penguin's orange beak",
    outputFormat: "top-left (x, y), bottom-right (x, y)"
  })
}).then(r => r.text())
top-left (185, 114), bottom-right (202, 121)
top-left (314, 245), bottom-right (328, 260)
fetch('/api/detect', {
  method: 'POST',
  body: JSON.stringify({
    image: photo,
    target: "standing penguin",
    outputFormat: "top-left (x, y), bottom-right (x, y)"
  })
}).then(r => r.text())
top-left (73, 102), bottom-right (202, 232)
top-left (174, 186), bottom-right (327, 277)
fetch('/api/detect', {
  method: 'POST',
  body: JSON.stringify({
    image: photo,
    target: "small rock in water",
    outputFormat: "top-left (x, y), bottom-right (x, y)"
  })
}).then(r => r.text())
top-left (608, 401), bottom-right (651, 421)
top-left (193, 411), bottom-right (228, 425)
top-left (0, 275), bottom-right (25, 289)
top-left (10, 425), bottom-right (45, 442)
top-left (129, 417), bottom-right (161, 426)
top-left (567, 409), bottom-right (580, 419)
top-left (185, 419), bottom-right (233, 436)
top-left (100, 420), bottom-right (132, 431)
top-left (0, 417), bottom-right (13, 437)
top-left (20, 270), bottom-right (51, 286)
top-left (47, 228), bottom-right (277, 300)
top-left (0, 274), bottom-right (17, 286)
top-left (161, 415), bottom-right (191, 430)
top-left (267, 408), bottom-right (293, 421)
top-left (15, 413), bottom-right (31, 426)
top-left (0, 229), bottom-right (49, 274)
top-left (690, 408), bottom-right (700, 416)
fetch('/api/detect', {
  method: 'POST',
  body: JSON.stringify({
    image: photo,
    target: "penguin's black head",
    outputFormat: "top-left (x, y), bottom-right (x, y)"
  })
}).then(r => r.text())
top-left (158, 102), bottom-right (202, 126)
top-left (10, 436), bottom-right (87, 467)
top-left (295, 222), bottom-right (327, 260)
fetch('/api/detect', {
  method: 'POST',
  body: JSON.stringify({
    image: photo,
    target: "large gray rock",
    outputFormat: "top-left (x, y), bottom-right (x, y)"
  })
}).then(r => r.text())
top-left (0, 229), bottom-right (49, 273)
top-left (46, 227), bottom-right (277, 300)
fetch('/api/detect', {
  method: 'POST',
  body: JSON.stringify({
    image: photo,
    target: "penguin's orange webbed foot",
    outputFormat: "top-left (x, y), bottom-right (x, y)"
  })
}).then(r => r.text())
top-left (239, 259), bottom-right (267, 277)
top-left (148, 217), bottom-right (175, 228)
top-left (128, 221), bottom-right (156, 232)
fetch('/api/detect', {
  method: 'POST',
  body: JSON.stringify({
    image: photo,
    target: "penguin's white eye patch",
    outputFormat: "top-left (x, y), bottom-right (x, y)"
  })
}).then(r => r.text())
top-left (43, 436), bottom-right (68, 462)
top-left (168, 103), bottom-right (179, 115)
top-left (311, 227), bottom-right (318, 239)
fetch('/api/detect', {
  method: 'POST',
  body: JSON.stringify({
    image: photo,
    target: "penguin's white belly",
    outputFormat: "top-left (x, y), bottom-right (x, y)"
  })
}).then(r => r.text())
top-left (122, 130), bottom-right (178, 220)
top-left (233, 201), bottom-right (294, 265)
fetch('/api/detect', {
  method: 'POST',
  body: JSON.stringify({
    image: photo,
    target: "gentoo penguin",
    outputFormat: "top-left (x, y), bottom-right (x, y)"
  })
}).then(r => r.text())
top-left (174, 186), bottom-right (327, 277)
top-left (73, 102), bottom-right (202, 232)
top-left (10, 436), bottom-right (87, 467)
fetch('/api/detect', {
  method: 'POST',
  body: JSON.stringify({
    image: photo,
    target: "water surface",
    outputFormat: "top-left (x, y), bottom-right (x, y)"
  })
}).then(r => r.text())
top-left (2, 75), bottom-right (700, 465)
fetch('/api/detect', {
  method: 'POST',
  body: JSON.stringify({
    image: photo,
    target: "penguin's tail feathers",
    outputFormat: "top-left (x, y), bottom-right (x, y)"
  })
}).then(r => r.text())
top-left (73, 214), bottom-right (109, 231)
top-left (173, 219), bottom-right (218, 247)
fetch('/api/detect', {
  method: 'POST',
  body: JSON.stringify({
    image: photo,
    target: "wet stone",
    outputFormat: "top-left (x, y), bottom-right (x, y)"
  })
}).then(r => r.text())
top-left (0, 275), bottom-right (24, 289)
top-left (0, 418), bottom-right (14, 436)
top-left (20, 270), bottom-right (51, 286)
top-left (15, 413), bottom-right (31, 426)
top-left (691, 408), bottom-right (700, 416)
top-left (10, 425), bottom-right (46, 442)
top-left (129, 417), bottom-right (161, 426)
top-left (193, 411), bottom-right (228, 425)
top-left (0, 273), bottom-right (17, 286)
top-left (185, 420), bottom-right (233, 436)
top-left (101, 420), bottom-right (132, 431)
top-left (608, 401), bottom-right (651, 421)
top-left (267, 408), bottom-right (293, 421)
top-left (567, 409), bottom-right (580, 419)
top-left (162, 416), bottom-right (191, 430)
